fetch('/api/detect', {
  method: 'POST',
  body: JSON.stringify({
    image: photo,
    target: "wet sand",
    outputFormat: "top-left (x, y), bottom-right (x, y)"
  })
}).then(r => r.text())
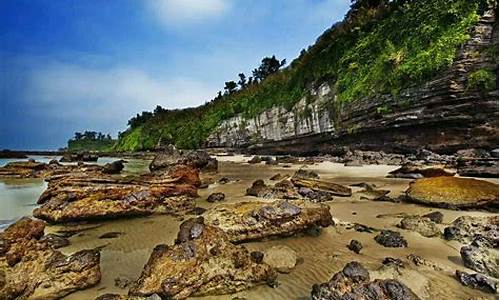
top-left (50, 156), bottom-right (498, 300)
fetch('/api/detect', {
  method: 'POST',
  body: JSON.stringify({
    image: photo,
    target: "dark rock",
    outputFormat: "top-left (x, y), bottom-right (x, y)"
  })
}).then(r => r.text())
top-left (0, 150), bottom-right (28, 159)
top-left (219, 177), bottom-right (231, 184)
top-left (422, 211), bottom-right (443, 224)
top-left (207, 192), bottom-right (225, 203)
top-left (102, 160), bottom-right (124, 174)
top-left (297, 187), bottom-right (333, 202)
top-left (60, 152), bottom-right (98, 162)
top-left (374, 230), bottom-right (408, 248)
top-left (382, 257), bottom-right (404, 267)
top-left (250, 251), bottom-right (264, 264)
top-left (347, 240), bottom-right (363, 254)
top-left (190, 207), bottom-right (207, 215)
top-left (460, 242), bottom-right (498, 277)
top-left (388, 163), bottom-right (454, 178)
top-left (248, 156), bottom-right (262, 164)
top-left (443, 216), bottom-right (498, 246)
top-left (40, 233), bottom-right (70, 248)
top-left (99, 232), bottom-right (123, 239)
top-left (293, 169), bottom-right (319, 180)
top-left (265, 159), bottom-right (278, 165)
top-left (311, 261), bottom-right (419, 300)
top-left (455, 270), bottom-right (498, 293)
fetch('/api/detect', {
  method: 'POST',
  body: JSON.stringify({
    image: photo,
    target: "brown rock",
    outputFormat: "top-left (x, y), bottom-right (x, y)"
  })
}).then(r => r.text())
top-left (388, 163), bottom-right (455, 179)
top-left (291, 178), bottom-right (352, 197)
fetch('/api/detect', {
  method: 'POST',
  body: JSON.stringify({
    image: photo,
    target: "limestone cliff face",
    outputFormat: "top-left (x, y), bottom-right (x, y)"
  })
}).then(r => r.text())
top-left (206, 11), bottom-right (499, 155)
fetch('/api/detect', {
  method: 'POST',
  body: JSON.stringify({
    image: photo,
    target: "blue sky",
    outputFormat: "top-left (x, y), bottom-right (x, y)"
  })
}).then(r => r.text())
top-left (0, 0), bottom-right (350, 150)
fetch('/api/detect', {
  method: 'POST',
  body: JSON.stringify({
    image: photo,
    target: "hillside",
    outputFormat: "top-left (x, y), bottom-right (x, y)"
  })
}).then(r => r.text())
top-left (114, 0), bottom-right (498, 153)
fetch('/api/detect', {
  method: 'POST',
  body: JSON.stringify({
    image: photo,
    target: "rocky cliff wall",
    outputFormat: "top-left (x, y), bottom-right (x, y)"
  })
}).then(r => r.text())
top-left (205, 10), bottom-right (499, 155)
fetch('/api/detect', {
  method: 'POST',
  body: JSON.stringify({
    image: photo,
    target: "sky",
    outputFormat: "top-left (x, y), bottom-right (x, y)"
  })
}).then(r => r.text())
top-left (0, 0), bottom-right (351, 150)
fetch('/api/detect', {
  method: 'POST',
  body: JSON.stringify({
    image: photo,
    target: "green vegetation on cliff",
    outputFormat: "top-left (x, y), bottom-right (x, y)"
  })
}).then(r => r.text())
top-left (115, 0), bottom-right (494, 151)
top-left (67, 131), bottom-right (116, 151)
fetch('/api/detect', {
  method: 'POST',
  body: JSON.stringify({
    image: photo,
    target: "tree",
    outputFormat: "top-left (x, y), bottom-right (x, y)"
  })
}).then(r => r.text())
top-left (106, 134), bottom-right (112, 140)
top-left (74, 132), bottom-right (83, 141)
top-left (237, 73), bottom-right (247, 89)
top-left (252, 55), bottom-right (286, 81)
top-left (224, 81), bottom-right (237, 94)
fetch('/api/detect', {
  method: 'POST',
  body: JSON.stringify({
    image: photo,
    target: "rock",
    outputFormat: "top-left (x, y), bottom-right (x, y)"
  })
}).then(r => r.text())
top-left (190, 207), bottom-right (207, 215)
top-left (0, 160), bottom-right (104, 179)
top-left (114, 275), bottom-right (131, 289)
top-left (0, 150), bottom-right (28, 159)
top-left (128, 218), bottom-right (277, 298)
top-left (40, 233), bottom-right (70, 248)
top-left (388, 163), bottom-right (455, 179)
top-left (291, 178), bottom-right (352, 197)
top-left (460, 241), bottom-right (498, 278)
top-left (422, 211), bottom-right (443, 224)
top-left (297, 187), bottom-right (333, 202)
top-left (457, 158), bottom-right (499, 178)
top-left (248, 156), bottom-right (262, 164)
top-left (269, 173), bottom-right (286, 181)
top-left (99, 232), bottom-right (123, 239)
top-left (344, 160), bottom-right (363, 167)
top-left (405, 177), bottom-right (498, 210)
top-left (347, 240), bottom-right (363, 254)
top-left (33, 164), bottom-right (200, 223)
top-left (265, 159), bottom-right (278, 165)
top-left (263, 245), bottom-right (298, 273)
top-left (382, 257), bottom-right (404, 267)
top-left (311, 261), bottom-right (419, 300)
top-left (250, 251), bottom-right (264, 264)
top-left (245, 179), bottom-right (300, 199)
top-left (0, 218), bottom-right (101, 299)
top-left (102, 160), bottom-right (125, 174)
top-left (207, 192), bottom-right (225, 203)
top-left (443, 216), bottom-right (498, 246)
top-left (455, 270), bottom-right (498, 293)
top-left (218, 177), bottom-right (231, 184)
top-left (399, 216), bottom-right (440, 237)
top-left (293, 169), bottom-right (319, 180)
top-left (204, 200), bottom-right (333, 243)
top-left (149, 149), bottom-right (218, 173)
top-left (60, 152), bottom-right (98, 162)
top-left (356, 184), bottom-right (391, 201)
top-left (374, 230), bottom-right (408, 248)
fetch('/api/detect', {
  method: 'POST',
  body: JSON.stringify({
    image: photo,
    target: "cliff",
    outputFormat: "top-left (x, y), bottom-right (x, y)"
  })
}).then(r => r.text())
top-left (205, 10), bottom-right (498, 155)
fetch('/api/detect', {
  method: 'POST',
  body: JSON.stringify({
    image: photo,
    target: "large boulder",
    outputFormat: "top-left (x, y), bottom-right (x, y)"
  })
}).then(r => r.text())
top-left (405, 177), bottom-right (498, 210)
top-left (399, 216), bottom-right (441, 237)
top-left (33, 164), bottom-right (200, 223)
top-left (102, 160), bottom-right (125, 174)
top-left (0, 217), bottom-right (101, 299)
top-left (128, 217), bottom-right (276, 298)
top-left (460, 239), bottom-right (499, 278)
top-left (204, 200), bottom-right (333, 243)
top-left (311, 262), bottom-right (420, 300)
top-left (149, 149), bottom-right (218, 173)
top-left (245, 179), bottom-right (300, 199)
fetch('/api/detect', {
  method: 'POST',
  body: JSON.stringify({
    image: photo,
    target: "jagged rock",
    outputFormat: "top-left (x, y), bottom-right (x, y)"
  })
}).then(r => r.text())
top-left (405, 177), bottom-right (498, 210)
top-left (102, 160), bottom-right (125, 174)
top-left (33, 164), bottom-right (199, 223)
top-left (293, 169), bottom-right (319, 180)
top-left (60, 152), bottom-right (98, 162)
top-left (347, 240), bottom-right (363, 254)
top-left (460, 240), bottom-right (499, 277)
top-left (291, 178), bottom-right (352, 197)
top-left (399, 216), bottom-right (440, 237)
top-left (0, 217), bottom-right (101, 299)
top-left (40, 233), bottom-right (70, 249)
top-left (422, 211), bottom-right (443, 224)
top-left (297, 187), bottom-right (333, 202)
top-left (443, 216), bottom-right (498, 246)
top-left (128, 217), bottom-right (277, 298)
top-left (245, 180), bottom-right (300, 199)
top-left (382, 257), bottom-right (404, 267)
top-left (204, 200), bottom-right (333, 243)
top-left (247, 156), bottom-right (262, 164)
top-left (263, 245), bottom-right (297, 273)
top-left (207, 192), bottom-right (225, 203)
top-left (311, 261), bottom-right (420, 300)
top-left (218, 177), bottom-right (231, 184)
top-left (455, 270), bottom-right (498, 294)
top-left (457, 158), bottom-right (499, 178)
top-left (374, 230), bottom-right (408, 248)
top-left (388, 163), bottom-right (455, 179)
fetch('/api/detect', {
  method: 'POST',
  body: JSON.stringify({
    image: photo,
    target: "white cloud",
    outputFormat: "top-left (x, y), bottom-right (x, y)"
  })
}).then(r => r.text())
top-left (24, 62), bottom-right (218, 133)
top-left (147, 0), bottom-right (231, 27)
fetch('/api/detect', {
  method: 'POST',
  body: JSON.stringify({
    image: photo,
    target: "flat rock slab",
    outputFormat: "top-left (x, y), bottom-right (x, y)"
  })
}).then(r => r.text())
top-left (0, 160), bottom-right (103, 179)
top-left (33, 165), bottom-right (200, 223)
top-left (405, 177), bottom-right (498, 210)
top-left (263, 245), bottom-right (298, 273)
top-left (0, 217), bottom-right (101, 299)
top-left (291, 178), bottom-right (352, 197)
top-left (129, 218), bottom-right (276, 299)
top-left (204, 200), bottom-right (333, 243)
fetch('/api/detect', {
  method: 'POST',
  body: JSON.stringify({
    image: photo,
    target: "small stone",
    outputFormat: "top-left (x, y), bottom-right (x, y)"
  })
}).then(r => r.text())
top-left (422, 211), bottom-right (443, 224)
top-left (114, 275), bottom-right (131, 289)
top-left (218, 177), bottom-right (230, 184)
top-left (250, 251), bottom-right (264, 264)
top-left (382, 257), bottom-right (404, 267)
top-left (347, 240), bottom-right (363, 254)
top-left (207, 192), bottom-right (225, 203)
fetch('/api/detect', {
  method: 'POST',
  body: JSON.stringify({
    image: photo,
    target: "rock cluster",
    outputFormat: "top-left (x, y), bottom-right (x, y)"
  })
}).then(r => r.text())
top-left (204, 200), bottom-right (333, 242)
top-left (0, 217), bottom-right (101, 299)
top-left (311, 261), bottom-right (420, 300)
top-left (128, 217), bottom-right (277, 298)
top-left (149, 148), bottom-right (217, 174)
top-left (0, 159), bottom-right (105, 179)
top-left (33, 164), bottom-right (200, 223)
